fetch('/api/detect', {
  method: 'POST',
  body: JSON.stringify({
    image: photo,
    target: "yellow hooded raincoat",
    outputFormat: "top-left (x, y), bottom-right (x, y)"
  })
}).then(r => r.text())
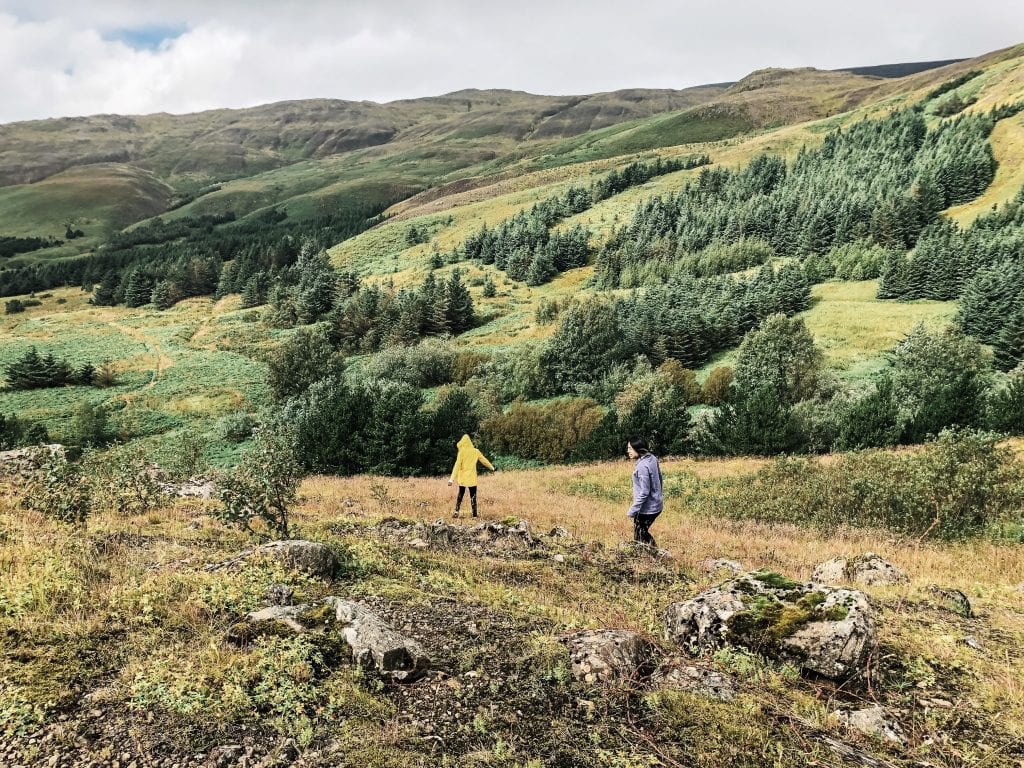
top-left (450, 434), bottom-right (494, 487)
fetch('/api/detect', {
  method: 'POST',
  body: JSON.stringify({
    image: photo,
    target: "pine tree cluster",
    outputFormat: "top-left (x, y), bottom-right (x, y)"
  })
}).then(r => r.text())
top-left (3, 347), bottom-right (97, 390)
top-left (453, 156), bottom-right (706, 286)
top-left (595, 108), bottom-right (1008, 289)
top-left (330, 270), bottom-right (475, 354)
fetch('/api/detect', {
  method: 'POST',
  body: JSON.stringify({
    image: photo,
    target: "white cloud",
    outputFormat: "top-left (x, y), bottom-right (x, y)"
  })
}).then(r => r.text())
top-left (0, 1), bottom-right (1021, 123)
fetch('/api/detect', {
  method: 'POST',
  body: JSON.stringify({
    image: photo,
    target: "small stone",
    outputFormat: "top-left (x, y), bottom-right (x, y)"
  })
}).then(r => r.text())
top-left (962, 635), bottom-right (984, 651)
top-left (549, 526), bottom-right (571, 538)
top-left (552, 554), bottom-right (565, 564)
top-left (837, 705), bottom-right (906, 745)
top-left (264, 583), bottom-right (295, 607)
top-left (652, 663), bottom-right (737, 702)
top-left (408, 537), bottom-right (429, 549)
top-left (700, 558), bottom-right (743, 577)
top-left (928, 586), bottom-right (973, 618)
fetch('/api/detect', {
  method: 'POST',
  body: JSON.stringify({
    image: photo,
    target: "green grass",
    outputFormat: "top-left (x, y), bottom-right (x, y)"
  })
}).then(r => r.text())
top-left (0, 290), bottom-right (271, 459)
top-left (800, 280), bottom-right (958, 380)
top-left (0, 164), bottom-right (172, 261)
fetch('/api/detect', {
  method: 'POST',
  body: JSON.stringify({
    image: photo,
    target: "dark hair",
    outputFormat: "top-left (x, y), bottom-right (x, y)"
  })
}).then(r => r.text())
top-left (628, 437), bottom-right (650, 455)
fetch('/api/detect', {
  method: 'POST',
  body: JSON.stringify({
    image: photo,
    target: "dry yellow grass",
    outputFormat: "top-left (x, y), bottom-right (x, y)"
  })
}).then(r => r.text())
top-left (4, 445), bottom-right (1024, 764)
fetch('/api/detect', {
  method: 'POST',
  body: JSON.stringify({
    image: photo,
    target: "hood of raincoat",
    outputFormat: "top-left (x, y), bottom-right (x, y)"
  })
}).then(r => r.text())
top-left (457, 434), bottom-right (475, 451)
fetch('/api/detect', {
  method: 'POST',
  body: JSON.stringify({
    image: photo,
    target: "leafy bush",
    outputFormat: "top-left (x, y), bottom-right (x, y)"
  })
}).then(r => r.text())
top-left (481, 398), bottom-right (605, 463)
top-left (471, 345), bottom-right (548, 403)
top-left (70, 401), bottom-right (111, 447)
top-left (216, 412), bottom-right (258, 443)
top-left (0, 413), bottom-right (48, 450)
top-left (86, 446), bottom-right (168, 517)
top-left (19, 449), bottom-right (92, 525)
top-left (363, 339), bottom-right (457, 387)
top-left (701, 367), bottom-right (733, 406)
top-left (267, 325), bottom-right (343, 401)
top-left (987, 368), bottom-right (1024, 434)
top-left (702, 429), bottom-right (1023, 539)
top-left (217, 427), bottom-right (301, 538)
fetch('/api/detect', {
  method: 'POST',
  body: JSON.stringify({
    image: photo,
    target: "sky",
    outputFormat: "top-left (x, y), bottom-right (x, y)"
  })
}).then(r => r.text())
top-left (1, 1), bottom-right (1022, 124)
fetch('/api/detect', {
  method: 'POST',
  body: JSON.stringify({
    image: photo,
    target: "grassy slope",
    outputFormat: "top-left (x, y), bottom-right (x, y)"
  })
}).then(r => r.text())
top-left (4, 47), bottom-right (1024, 452)
top-left (0, 164), bottom-right (173, 261)
top-left (2, 457), bottom-right (1022, 765)
top-left (0, 288), bottom-right (273, 465)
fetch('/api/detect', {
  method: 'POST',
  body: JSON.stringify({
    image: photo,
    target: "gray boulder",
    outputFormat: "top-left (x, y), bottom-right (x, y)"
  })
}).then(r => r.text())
top-left (700, 558), bottom-right (744, 577)
top-left (564, 629), bottom-right (658, 685)
top-left (664, 570), bottom-right (877, 680)
top-left (257, 540), bottom-right (337, 579)
top-left (927, 585), bottom-right (973, 618)
top-left (325, 598), bottom-right (430, 682)
top-left (234, 597), bottom-right (429, 682)
top-left (812, 554), bottom-right (907, 587)
top-left (836, 705), bottom-right (906, 745)
top-left (651, 663), bottom-right (737, 702)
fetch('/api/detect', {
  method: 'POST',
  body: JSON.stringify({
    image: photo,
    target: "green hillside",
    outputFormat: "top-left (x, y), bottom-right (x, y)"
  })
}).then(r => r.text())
top-left (2, 45), bottom-right (1024, 464)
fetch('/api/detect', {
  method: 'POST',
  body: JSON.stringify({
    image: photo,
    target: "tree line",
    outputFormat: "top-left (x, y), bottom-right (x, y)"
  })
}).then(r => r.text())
top-left (594, 107), bottom-right (1018, 289)
top-left (452, 155), bottom-right (709, 286)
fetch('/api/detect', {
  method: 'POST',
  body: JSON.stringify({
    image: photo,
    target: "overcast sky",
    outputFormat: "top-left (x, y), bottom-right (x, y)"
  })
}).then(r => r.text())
top-left (1, 1), bottom-right (1022, 124)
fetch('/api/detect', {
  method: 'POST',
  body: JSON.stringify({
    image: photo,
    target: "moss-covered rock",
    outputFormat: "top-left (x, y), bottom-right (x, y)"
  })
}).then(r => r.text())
top-left (663, 571), bottom-right (876, 680)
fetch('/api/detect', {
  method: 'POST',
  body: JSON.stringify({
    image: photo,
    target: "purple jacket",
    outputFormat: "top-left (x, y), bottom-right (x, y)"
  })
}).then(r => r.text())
top-left (628, 453), bottom-right (663, 518)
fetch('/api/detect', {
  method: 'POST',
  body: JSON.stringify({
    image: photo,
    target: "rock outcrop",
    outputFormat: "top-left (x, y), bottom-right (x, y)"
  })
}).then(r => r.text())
top-left (700, 558), bottom-right (744, 577)
top-left (232, 597), bottom-right (429, 682)
top-left (651, 663), bottom-right (737, 701)
top-left (927, 585), bottom-right (973, 618)
top-left (836, 705), bottom-right (906, 745)
top-left (663, 570), bottom-right (877, 680)
top-left (256, 540), bottom-right (337, 579)
top-left (564, 629), bottom-right (658, 685)
top-left (812, 554), bottom-right (907, 587)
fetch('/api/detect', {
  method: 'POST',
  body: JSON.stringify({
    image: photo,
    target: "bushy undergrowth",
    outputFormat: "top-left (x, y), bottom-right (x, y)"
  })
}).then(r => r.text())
top-left (699, 430), bottom-right (1024, 539)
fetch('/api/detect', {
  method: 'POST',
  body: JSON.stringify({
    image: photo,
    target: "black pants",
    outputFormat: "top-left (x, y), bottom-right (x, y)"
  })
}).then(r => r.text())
top-left (633, 513), bottom-right (658, 547)
top-left (456, 485), bottom-right (477, 514)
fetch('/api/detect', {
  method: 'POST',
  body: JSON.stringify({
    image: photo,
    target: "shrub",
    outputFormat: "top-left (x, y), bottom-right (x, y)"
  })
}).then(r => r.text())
top-left (217, 427), bottom-right (301, 538)
top-left (267, 325), bottom-right (344, 402)
top-left (93, 361), bottom-right (118, 388)
top-left (701, 366), bottom-right (733, 406)
top-left (216, 412), bottom-right (258, 443)
top-left (987, 368), bottom-right (1024, 434)
top-left (0, 413), bottom-right (48, 450)
top-left (481, 398), bottom-right (605, 463)
top-left (702, 429), bottom-right (1023, 539)
top-left (889, 323), bottom-right (991, 441)
top-left (4, 299), bottom-right (25, 314)
top-left (471, 345), bottom-right (548, 403)
top-left (539, 297), bottom-right (631, 394)
top-left (733, 315), bottom-right (823, 406)
top-left (697, 386), bottom-right (806, 456)
top-left (86, 446), bottom-right (167, 517)
top-left (70, 401), bottom-right (111, 447)
top-left (170, 430), bottom-right (210, 478)
top-left (363, 339), bottom-right (457, 387)
top-left (20, 448), bottom-right (91, 525)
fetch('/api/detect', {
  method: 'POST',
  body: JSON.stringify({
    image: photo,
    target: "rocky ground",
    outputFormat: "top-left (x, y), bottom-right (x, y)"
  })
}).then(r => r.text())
top-left (3, 492), bottom-right (1024, 767)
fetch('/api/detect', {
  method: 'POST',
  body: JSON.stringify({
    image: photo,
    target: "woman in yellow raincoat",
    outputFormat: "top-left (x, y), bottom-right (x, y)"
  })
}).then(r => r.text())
top-left (448, 434), bottom-right (495, 518)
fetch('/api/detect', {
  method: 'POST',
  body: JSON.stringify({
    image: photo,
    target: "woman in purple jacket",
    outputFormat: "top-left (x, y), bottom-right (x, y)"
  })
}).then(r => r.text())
top-left (626, 437), bottom-right (663, 547)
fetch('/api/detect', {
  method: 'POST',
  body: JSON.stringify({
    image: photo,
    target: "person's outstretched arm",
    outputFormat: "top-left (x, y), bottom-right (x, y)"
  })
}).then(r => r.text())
top-left (479, 451), bottom-right (495, 471)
